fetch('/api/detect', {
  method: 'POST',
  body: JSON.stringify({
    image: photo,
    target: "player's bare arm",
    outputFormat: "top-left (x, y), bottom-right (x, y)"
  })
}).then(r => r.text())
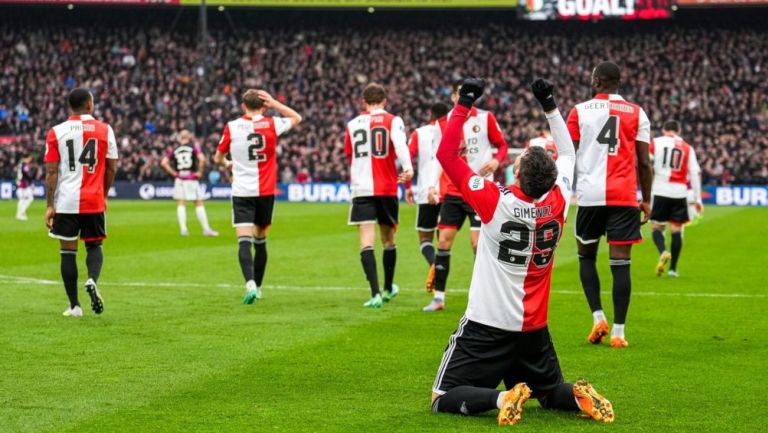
top-left (196, 152), bottom-right (206, 179)
top-left (161, 155), bottom-right (177, 178)
top-left (213, 151), bottom-right (231, 170)
top-left (636, 139), bottom-right (653, 223)
top-left (104, 159), bottom-right (117, 201)
top-left (44, 161), bottom-right (58, 229)
top-left (256, 90), bottom-right (303, 128)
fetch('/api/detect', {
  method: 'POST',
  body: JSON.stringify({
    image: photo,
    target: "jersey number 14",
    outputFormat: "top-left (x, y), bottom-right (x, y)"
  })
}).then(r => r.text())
top-left (65, 138), bottom-right (98, 173)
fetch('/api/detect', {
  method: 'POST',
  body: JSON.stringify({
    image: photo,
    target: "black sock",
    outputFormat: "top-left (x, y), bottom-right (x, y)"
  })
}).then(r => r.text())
top-left (652, 229), bottom-right (666, 255)
top-left (253, 237), bottom-right (267, 287)
top-left (238, 237), bottom-right (254, 283)
top-left (383, 245), bottom-right (396, 292)
top-left (85, 241), bottom-right (103, 282)
top-left (578, 254), bottom-right (602, 312)
top-left (670, 232), bottom-right (682, 271)
top-left (420, 240), bottom-right (436, 265)
top-left (434, 249), bottom-right (451, 293)
top-left (360, 247), bottom-right (379, 297)
top-left (60, 250), bottom-right (79, 308)
top-left (539, 383), bottom-right (579, 411)
top-left (434, 386), bottom-right (500, 415)
top-left (610, 258), bottom-right (631, 324)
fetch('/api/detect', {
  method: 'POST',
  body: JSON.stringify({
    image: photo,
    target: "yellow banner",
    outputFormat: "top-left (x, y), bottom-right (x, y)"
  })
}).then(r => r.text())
top-left (179, 0), bottom-right (518, 7)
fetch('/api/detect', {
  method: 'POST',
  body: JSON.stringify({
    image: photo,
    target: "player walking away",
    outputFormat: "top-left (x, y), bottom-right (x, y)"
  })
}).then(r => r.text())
top-left (423, 80), bottom-right (508, 312)
top-left (649, 120), bottom-right (703, 277)
top-left (44, 88), bottom-right (118, 317)
top-left (15, 154), bottom-right (35, 220)
top-left (404, 102), bottom-right (450, 271)
top-left (345, 83), bottom-right (413, 309)
top-left (430, 77), bottom-right (614, 425)
top-left (214, 89), bottom-right (302, 304)
top-left (567, 62), bottom-right (653, 348)
top-left (161, 129), bottom-right (218, 237)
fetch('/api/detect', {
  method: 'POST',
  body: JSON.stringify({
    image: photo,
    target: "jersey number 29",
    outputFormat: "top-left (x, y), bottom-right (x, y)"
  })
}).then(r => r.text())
top-left (498, 220), bottom-right (562, 269)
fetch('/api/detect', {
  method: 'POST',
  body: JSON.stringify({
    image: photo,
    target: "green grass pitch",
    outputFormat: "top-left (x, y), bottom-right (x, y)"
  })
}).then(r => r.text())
top-left (1, 200), bottom-right (766, 432)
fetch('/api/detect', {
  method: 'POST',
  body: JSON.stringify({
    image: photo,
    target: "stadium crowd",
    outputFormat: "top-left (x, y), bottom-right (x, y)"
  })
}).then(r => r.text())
top-left (0, 11), bottom-right (766, 186)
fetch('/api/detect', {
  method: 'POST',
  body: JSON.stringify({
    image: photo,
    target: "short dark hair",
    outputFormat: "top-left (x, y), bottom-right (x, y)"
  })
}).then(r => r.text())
top-left (594, 62), bottom-right (621, 86)
top-left (68, 88), bottom-right (92, 110)
top-left (663, 120), bottom-right (681, 133)
top-left (519, 146), bottom-right (558, 198)
top-left (430, 102), bottom-right (450, 120)
top-left (362, 83), bottom-right (387, 105)
top-left (242, 89), bottom-right (265, 110)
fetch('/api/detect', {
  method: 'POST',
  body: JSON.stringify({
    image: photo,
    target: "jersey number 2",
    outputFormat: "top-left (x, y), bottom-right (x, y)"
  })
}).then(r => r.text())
top-left (497, 219), bottom-right (561, 269)
top-left (247, 133), bottom-right (267, 162)
top-left (65, 138), bottom-right (98, 173)
top-left (597, 116), bottom-right (619, 155)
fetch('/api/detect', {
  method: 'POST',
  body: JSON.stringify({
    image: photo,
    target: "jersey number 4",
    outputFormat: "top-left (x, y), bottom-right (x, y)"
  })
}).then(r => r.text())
top-left (597, 116), bottom-right (620, 155)
top-left (497, 220), bottom-right (562, 269)
top-left (65, 138), bottom-right (98, 173)
top-left (353, 127), bottom-right (389, 158)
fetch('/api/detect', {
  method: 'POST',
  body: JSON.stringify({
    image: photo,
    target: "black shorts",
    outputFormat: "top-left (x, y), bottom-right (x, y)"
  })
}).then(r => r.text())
top-left (438, 195), bottom-right (481, 231)
top-left (232, 195), bottom-right (275, 228)
top-left (433, 319), bottom-right (564, 398)
top-left (651, 195), bottom-right (689, 224)
top-left (49, 212), bottom-right (106, 242)
top-left (575, 205), bottom-right (642, 245)
top-left (348, 196), bottom-right (399, 226)
top-left (416, 204), bottom-right (441, 232)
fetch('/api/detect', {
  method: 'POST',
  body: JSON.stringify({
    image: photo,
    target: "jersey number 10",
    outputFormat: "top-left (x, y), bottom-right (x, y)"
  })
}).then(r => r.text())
top-left (65, 138), bottom-right (98, 173)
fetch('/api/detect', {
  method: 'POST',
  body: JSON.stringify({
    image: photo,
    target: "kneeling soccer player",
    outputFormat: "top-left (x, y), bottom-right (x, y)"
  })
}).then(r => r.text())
top-left (430, 78), bottom-right (614, 425)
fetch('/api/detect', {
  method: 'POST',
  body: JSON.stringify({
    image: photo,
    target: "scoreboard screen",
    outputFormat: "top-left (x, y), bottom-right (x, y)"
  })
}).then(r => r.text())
top-left (0, 0), bottom-right (521, 6)
top-left (520, 0), bottom-right (674, 20)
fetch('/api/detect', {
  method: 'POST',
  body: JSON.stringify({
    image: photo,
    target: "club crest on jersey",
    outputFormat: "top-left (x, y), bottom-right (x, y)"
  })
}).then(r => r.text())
top-left (472, 125), bottom-right (481, 133)
top-left (468, 176), bottom-right (484, 191)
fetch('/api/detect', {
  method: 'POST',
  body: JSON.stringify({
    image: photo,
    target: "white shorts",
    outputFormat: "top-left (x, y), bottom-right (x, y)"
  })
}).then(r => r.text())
top-left (174, 179), bottom-right (203, 201)
top-left (16, 187), bottom-right (33, 200)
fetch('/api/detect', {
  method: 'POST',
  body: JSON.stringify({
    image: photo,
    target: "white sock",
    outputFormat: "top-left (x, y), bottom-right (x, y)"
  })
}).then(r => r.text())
top-left (496, 391), bottom-right (506, 409)
top-left (592, 310), bottom-right (607, 324)
top-left (177, 205), bottom-right (188, 232)
top-left (434, 291), bottom-right (445, 302)
top-left (22, 197), bottom-right (33, 213)
top-left (246, 280), bottom-right (257, 290)
top-left (195, 205), bottom-right (211, 232)
top-left (611, 324), bottom-right (625, 339)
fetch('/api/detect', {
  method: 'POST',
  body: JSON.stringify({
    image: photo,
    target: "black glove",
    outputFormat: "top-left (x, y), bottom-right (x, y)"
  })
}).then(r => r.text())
top-left (531, 78), bottom-right (557, 112)
top-left (457, 77), bottom-right (486, 108)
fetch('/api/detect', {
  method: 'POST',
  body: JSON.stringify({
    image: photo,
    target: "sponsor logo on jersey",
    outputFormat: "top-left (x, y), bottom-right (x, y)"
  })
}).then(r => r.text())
top-left (468, 176), bottom-right (484, 191)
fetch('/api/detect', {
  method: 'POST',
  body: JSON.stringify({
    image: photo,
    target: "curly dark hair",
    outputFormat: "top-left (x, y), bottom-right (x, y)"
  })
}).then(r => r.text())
top-left (518, 146), bottom-right (558, 198)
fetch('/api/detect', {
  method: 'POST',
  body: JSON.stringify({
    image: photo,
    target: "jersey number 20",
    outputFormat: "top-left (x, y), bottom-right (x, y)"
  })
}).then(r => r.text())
top-left (65, 138), bottom-right (98, 173)
top-left (497, 219), bottom-right (562, 269)
top-left (353, 127), bottom-right (389, 158)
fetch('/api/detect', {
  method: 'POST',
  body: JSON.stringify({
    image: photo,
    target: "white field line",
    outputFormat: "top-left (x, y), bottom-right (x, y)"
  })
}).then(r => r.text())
top-left (0, 274), bottom-right (764, 299)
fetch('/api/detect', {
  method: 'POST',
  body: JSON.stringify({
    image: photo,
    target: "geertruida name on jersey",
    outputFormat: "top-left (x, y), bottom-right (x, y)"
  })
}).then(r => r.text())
top-left (582, 101), bottom-right (635, 113)
top-left (512, 205), bottom-right (553, 220)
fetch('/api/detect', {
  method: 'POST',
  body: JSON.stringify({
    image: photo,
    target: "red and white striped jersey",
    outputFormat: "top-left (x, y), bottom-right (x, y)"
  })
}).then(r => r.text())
top-left (44, 115), bottom-right (118, 214)
top-left (217, 115), bottom-right (293, 197)
top-left (438, 104), bottom-right (575, 332)
top-left (650, 135), bottom-right (700, 199)
top-left (527, 134), bottom-right (558, 160)
top-left (344, 109), bottom-right (412, 198)
top-left (438, 108), bottom-right (508, 199)
top-left (408, 122), bottom-right (442, 204)
top-left (567, 94), bottom-right (650, 207)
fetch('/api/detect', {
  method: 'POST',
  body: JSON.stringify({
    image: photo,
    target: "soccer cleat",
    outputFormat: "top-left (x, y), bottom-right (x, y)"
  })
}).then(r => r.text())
top-left (180, 229), bottom-right (189, 237)
top-left (425, 264), bottom-right (436, 293)
top-left (573, 380), bottom-right (615, 423)
top-left (84, 279), bottom-right (104, 315)
top-left (382, 284), bottom-right (399, 303)
top-left (497, 382), bottom-right (531, 426)
top-left (422, 298), bottom-right (445, 312)
top-left (62, 305), bottom-right (83, 317)
top-left (655, 251), bottom-right (671, 276)
top-left (16, 214), bottom-right (28, 221)
top-left (204, 229), bottom-right (219, 237)
top-left (668, 270), bottom-right (679, 278)
top-left (587, 320), bottom-right (609, 344)
top-left (363, 294), bottom-right (383, 309)
top-left (609, 336), bottom-right (629, 348)
top-left (243, 281), bottom-right (261, 304)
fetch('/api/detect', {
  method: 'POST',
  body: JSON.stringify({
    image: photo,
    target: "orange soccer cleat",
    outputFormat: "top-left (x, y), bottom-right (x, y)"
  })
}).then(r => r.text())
top-left (610, 336), bottom-right (629, 348)
top-left (573, 380), bottom-right (615, 423)
top-left (497, 382), bottom-right (531, 426)
top-left (425, 264), bottom-right (436, 293)
top-left (587, 320), bottom-right (609, 345)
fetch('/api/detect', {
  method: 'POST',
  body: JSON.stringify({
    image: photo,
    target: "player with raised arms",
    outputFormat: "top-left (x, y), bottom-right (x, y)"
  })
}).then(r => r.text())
top-left (404, 102), bottom-right (450, 273)
top-left (423, 80), bottom-right (509, 312)
top-left (345, 83), bottom-right (413, 309)
top-left (44, 88), bottom-right (118, 317)
top-left (430, 77), bottom-right (614, 425)
top-left (567, 61), bottom-right (653, 348)
top-left (214, 89), bottom-right (302, 304)
top-left (649, 120), bottom-right (703, 277)
top-left (161, 129), bottom-right (218, 237)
